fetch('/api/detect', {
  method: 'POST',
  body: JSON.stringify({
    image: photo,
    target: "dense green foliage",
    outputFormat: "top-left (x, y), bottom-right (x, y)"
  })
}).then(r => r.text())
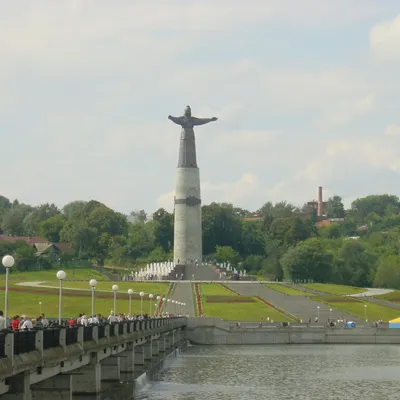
top-left (1, 193), bottom-right (400, 288)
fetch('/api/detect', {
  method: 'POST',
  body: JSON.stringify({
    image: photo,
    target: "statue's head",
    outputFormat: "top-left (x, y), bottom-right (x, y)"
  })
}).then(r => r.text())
top-left (184, 105), bottom-right (191, 117)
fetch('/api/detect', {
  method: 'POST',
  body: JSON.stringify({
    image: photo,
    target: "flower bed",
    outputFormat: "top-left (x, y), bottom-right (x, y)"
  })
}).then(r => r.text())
top-left (256, 296), bottom-right (299, 322)
top-left (206, 295), bottom-right (255, 303)
top-left (219, 283), bottom-right (240, 295)
top-left (194, 283), bottom-right (204, 316)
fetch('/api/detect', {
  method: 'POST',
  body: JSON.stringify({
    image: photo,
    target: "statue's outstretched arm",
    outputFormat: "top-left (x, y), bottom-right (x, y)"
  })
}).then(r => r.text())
top-left (192, 117), bottom-right (218, 126)
top-left (168, 115), bottom-right (184, 126)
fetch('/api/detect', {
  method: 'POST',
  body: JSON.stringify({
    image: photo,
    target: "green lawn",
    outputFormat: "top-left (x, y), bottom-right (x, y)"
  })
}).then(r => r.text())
top-left (303, 283), bottom-right (366, 296)
top-left (0, 291), bottom-right (150, 318)
top-left (40, 281), bottom-right (169, 296)
top-left (373, 291), bottom-right (400, 302)
top-left (2, 269), bottom-right (169, 296)
top-left (7, 268), bottom-right (108, 283)
top-left (314, 296), bottom-right (399, 322)
top-left (201, 297), bottom-right (293, 322)
top-left (265, 283), bottom-right (311, 296)
top-left (0, 268), bottom-right (169, 317)
top-left (198, 283), bottom-right (235, 296)
top-left (196, 284), bottom-right (293, 321)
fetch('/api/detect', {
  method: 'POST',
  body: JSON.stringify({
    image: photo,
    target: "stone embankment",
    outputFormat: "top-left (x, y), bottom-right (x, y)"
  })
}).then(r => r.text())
top-left (186, 317), bottom-right (397, 345)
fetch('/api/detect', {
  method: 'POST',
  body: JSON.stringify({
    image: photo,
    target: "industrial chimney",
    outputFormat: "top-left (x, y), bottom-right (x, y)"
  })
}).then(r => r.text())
top-left (317, 186), bottom-right (323, 217)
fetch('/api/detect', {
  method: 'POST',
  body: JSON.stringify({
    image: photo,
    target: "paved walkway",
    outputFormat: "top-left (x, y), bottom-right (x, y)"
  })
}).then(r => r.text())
top-left (348, 288), bottom-right (394, 297)
top-left (163, 281), bottom-right (195, 317)
top-left (226, 282), bottom-right (361, 323)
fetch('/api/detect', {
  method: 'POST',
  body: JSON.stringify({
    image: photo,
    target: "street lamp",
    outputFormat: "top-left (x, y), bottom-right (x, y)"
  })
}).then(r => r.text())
top-left (56, 270), bottom-right (67, 325)
top-left (317, 306), bottom-right (320, 321)
top-left (2, 255), bottom-right (14, 325)
top-left (112, 285), bottom-right (119, 319)
top-left (156, 295), bottom-right (161, 316)
top-left (172, 300), bottom-right (176, 314)
top-left (139, 292), bottom-right (145, 317)
top-left (39, 302), bottom-right (42, 315)
top-left (329, 308), bottom-right (333, 320)
top-left (364, 304), bottom-right (368, 321)
top-left (89, 279), bottom-right (97, 317)
top-left (149, 294), bottom-right (154, 316)
top-left (128, 289), bottom-right (134, 315)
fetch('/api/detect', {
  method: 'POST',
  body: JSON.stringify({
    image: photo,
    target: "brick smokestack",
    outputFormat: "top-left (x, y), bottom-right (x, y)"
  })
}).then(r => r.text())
top-left (317, 186), bottom-right (323, 217)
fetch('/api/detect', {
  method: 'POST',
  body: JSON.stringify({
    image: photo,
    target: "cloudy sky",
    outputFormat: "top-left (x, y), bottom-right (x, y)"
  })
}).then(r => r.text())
top-left (1, 1), bottom-right (400, 214)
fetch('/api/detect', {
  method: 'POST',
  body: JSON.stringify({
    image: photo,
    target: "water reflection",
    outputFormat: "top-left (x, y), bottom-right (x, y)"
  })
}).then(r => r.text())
top-left (137, 345), bottom-right (400, 400)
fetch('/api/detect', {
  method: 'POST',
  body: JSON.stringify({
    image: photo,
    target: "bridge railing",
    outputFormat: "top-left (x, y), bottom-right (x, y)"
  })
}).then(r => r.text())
top-left (0, 317), bottom-right (185, 363)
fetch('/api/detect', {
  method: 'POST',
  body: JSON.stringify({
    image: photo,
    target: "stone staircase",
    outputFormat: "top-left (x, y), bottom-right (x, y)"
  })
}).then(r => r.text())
top-left (163, 281), bottom-right (195, 317)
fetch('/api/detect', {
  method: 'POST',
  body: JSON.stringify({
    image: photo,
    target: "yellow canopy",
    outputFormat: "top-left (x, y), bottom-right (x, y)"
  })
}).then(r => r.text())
top-left (389, 317), bottom-right (400, 323)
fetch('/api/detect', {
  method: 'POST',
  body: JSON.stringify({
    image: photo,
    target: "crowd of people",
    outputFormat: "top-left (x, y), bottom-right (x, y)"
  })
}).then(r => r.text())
top-left (66, 311), bottom-right (179, 326)
top-left (0, 310), bottom-right (184, 331)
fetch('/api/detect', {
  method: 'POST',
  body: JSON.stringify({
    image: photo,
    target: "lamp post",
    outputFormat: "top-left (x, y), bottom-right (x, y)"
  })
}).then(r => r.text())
top-left (166, 299), bottom-right (171, 316)
top-left (156, 296), bottom-right (161, 316)
top-left (329, 308), bottom-right (333, 320)
top-left (139, 292), bottom-right (144, 317)
top-left (162, 297), bottom-right (165, 316)
top-left (317, 306), bottom-right (320, 321)
top-left (172, 300), bottom-right (176, 314)
top-left (112, 285), bottom-right (119, 318)
top-left (364, 304), bottom-right (367, 321)
top-left (2, 255), bottom-right (14, 325)
top-left (89, 279), bottom-right (97, 317)
top-left (39, 302), bottom-right (42, 315)
top-left (149, 294), bottom-right (154, 316)
top-left (56, 270), bottom-right (67, 325)
top-left (128, 289), bottom-right (134, 315)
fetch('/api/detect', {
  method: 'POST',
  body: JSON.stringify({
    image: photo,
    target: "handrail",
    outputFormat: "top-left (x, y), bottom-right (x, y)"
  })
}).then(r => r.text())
top-left (0, 317), bottom-right (186, 360)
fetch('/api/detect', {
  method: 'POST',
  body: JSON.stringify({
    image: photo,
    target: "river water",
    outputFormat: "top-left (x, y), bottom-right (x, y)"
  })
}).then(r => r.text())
top-left (135, 345), bottom-right (400, 400)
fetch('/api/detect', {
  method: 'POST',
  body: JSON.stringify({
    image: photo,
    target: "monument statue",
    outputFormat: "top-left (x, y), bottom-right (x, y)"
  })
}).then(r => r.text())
top-left (168, 106), bottom-right (218, 275)
top-left (168, 106), bottom-right (218, 168)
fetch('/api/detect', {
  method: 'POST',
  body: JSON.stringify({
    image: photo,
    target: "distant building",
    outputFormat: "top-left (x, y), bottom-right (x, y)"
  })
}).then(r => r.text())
top-left (0, 236), bottom-right (72, 254)
top-left (242, 216), bottom-right (263, 222)
top-left (307, 186), bottom-right (327, 220)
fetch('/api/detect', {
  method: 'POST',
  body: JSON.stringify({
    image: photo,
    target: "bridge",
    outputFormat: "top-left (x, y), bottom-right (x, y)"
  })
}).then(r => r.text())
top-left (0, 317), bottom-right (187, 399)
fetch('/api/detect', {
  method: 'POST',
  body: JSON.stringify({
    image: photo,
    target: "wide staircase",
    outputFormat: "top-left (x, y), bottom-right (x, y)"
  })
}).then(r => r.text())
top-left (186, 263), bottom-right (220, 281)
top-left (163, 264), bottom-right (220, 317)
top-left (226, 282), bottom-right (361, 323)
top-left (163, 281), bottom-right (195, 317)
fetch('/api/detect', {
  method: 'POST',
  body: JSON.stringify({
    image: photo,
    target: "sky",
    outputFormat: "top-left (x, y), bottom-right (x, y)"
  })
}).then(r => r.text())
top-left (1, 1), bottom-right (400, 215)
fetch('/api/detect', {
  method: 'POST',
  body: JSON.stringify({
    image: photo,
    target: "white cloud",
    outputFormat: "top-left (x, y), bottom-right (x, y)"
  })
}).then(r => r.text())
top-left (0, 2), bottom-right (399, 215)
top-left (370, 14), bottom-right (400, 59)
top-left (386, 125), bottom-right (400, 136)
top-left (315, 94), bottom-right (375, 127)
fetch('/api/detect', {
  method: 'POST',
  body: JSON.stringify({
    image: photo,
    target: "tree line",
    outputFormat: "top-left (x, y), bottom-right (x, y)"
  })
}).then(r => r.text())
top-left (1, 193), bottom-right (400, 289)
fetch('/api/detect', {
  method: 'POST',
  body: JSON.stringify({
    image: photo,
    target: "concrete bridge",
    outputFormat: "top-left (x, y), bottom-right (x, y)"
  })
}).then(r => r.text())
top-left (0, 317), bottom-right (187, 399)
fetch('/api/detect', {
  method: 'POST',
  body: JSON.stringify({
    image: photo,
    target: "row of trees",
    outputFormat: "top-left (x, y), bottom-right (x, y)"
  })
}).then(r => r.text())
top-left (1, 193), bottom-right (400, 288)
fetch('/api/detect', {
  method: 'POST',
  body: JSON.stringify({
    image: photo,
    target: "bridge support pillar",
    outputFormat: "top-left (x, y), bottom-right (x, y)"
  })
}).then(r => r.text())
top-left (158, 336), bottom-right (166, 352)
top-left (143, 342), bottom-right (152, 361)
top-left (120, 342), bottom-right (135, 373)
top-left (71, 361), bottom-right (101, 395)
top-left (31, 374), bottom-right (72, 400)
top-left (101, 356), bottom-right (121, 382)
top-left (164, 334), bottom-right (171, 350)
top-left (134, 346), bottom-right (145, 366)
top-left (151, 339), bottom-right (159, 357)
top-left (2, 371), bottom-right (31, 400)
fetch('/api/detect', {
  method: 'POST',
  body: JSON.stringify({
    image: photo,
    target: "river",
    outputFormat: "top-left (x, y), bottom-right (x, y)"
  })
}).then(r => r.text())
top-left (134, 344), bottom-right (400, 400)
